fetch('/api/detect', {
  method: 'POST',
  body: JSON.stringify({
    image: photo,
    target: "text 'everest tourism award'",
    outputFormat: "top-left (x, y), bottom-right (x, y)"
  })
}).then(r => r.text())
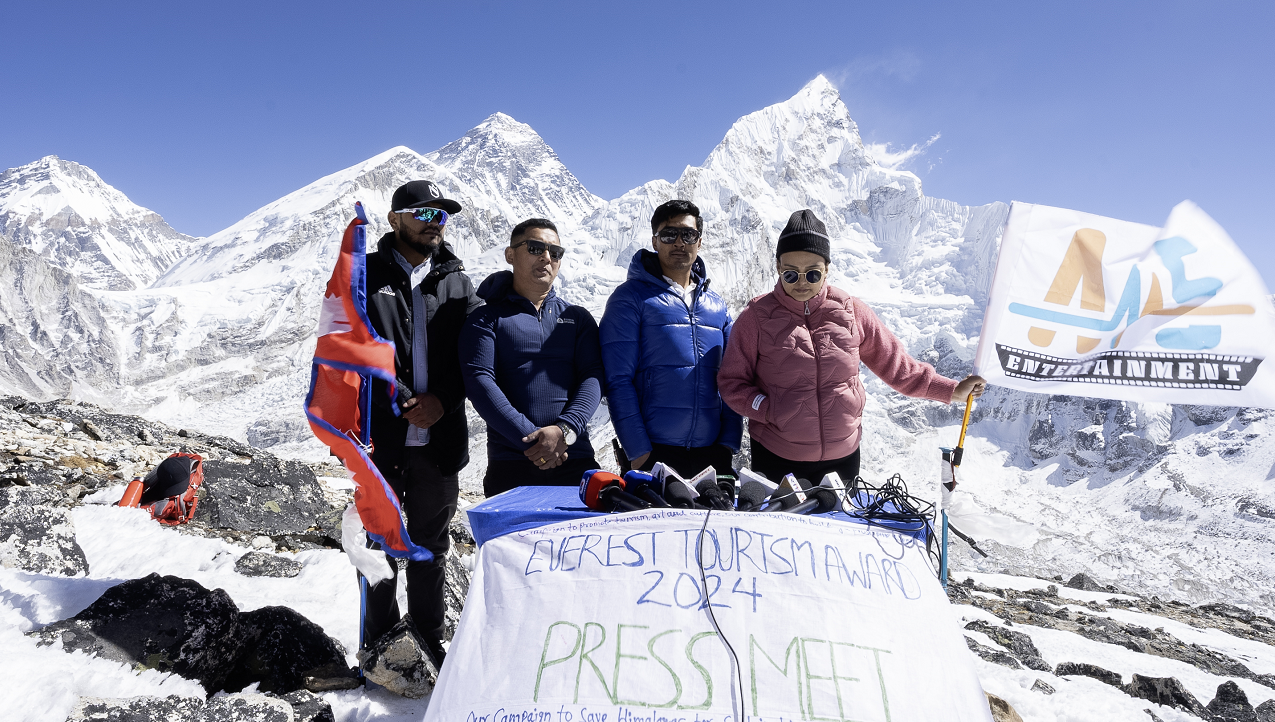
top-left (975, 201), bottom-right (1275, 408)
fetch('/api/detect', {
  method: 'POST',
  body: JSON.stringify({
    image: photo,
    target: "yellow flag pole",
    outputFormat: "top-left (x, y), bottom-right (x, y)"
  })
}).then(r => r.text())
top-left (940, 392), bottom-right (976, 588)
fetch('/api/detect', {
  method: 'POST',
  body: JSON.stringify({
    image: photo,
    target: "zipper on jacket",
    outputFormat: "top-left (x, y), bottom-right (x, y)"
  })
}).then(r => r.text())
top-left (685, 285), bottom-right (700, 447)
top-left (806, 309), bottom-right (825, 458)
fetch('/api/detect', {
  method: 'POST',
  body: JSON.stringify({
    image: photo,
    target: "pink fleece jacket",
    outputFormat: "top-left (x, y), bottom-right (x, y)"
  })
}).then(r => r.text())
top-left (718, 281), bottom-right (957, 462)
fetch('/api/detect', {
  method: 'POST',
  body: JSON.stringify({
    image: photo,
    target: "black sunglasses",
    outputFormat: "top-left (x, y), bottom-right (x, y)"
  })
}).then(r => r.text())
top-left (513, 239), bottom-right (565, 262)
top-left (782, 269), bottom-right (823, 284)
top-left (655, 227), bottom-right (702, 245)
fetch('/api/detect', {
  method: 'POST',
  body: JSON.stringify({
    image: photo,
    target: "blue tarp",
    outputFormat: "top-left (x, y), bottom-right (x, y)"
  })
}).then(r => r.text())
top-left (466, 486), bottom-right (931, 547)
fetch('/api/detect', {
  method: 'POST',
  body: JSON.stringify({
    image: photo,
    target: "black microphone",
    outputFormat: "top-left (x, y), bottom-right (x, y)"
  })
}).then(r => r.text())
top-left (694, 477), bottom-right (734, 511)
top-left (579, 470), bottom-right (649, 513)
top-left (622, 470), bottom-right (671, 508)
top-left (736, 469), bottom-right (777, 511)
top-left (717, 474), bottom-right (738, 508)
top-left (781, 487), bottom-right (839, 516)
top-left (762, 475), bottom-right (812, 512)
top-left (663, 479), bottom-right (705, 509)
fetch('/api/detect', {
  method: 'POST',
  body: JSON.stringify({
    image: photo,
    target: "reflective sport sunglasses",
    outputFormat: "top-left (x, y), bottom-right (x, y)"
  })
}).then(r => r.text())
top-left (513, 238), bottom-right (565, 262)
top-left (782, 269), bottom-right (823, 284)
top-left (394, 207), bottom-right (449, 225)
top-left (655, 227), bottom-right (702, 245)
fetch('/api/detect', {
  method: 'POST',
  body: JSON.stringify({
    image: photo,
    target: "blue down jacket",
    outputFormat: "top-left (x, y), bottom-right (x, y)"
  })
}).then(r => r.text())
top-left (599, 250), bottom-right (743, 459)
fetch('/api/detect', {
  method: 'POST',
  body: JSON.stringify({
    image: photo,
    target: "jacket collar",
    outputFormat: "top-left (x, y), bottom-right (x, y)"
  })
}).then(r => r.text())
top-left (771, 278), bottom-right (830, 316)
top-left (476, 269), bottom-right (557, 313)
top-left (628, 249), bottom-right (709, 292)
top-left (376, 232), bottom-right (465, 279)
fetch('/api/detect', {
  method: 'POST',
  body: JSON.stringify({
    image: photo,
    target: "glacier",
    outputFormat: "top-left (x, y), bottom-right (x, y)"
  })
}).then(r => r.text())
top-left (1, 75), bottom-right (1272, 615)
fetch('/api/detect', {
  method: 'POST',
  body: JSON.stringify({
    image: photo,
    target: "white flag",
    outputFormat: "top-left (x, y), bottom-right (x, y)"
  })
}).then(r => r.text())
top-left (975, 201), bottom-right (1275, 407)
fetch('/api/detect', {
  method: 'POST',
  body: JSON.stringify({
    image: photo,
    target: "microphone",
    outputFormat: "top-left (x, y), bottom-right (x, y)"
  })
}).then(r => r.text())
top-left (663, 479), bottom-right (705, 509)
top-left (735, 469), bottom-right (777, 511)
top-left (622, 470), bottom-right (671, 508)
top-left (717, 475), bottom-right (738, 508)
top-left (685, 466), bottom-right (731, 510)
top-left (579, 470), bottom-right (649, 513)
top-left (780, 486), bottom-right (839, 516)
top-left (694, 477), bottom-right (733, 510)
top-left (762, 474), bottom-right (811, 512)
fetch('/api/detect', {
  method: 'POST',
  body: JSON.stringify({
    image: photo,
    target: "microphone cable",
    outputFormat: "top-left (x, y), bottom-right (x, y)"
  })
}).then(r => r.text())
top-left (838, 473), bottom-right (943, 574)
top-left (694, 506), bottom-right (745, 722)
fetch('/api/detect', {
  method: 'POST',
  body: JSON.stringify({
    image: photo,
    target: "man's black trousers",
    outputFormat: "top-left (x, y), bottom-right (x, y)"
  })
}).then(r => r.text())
top-left (360, 447), bottom-right (457, 649)
top-left (638, 443), bottom-right (736, 479)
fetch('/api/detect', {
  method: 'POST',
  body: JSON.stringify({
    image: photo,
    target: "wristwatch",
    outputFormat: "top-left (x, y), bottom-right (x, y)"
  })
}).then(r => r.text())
top-left (556, 421), bottom-right (577, 446)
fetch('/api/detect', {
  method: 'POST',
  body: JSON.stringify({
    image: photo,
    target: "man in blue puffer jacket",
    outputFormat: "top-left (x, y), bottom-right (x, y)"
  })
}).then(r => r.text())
top-left (461, 218), bottom-right (605, 497)
top-left (600, 199), bottom-right (743, 478)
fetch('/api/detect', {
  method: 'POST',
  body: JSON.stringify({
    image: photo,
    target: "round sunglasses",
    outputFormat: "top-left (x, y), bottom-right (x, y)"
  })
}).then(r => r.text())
top-left (394, 207), bottom-right (449, 225)
top-left (782, 269), bottom-right (823, 284)
top-left (512, 239), bottom-right (565, 262)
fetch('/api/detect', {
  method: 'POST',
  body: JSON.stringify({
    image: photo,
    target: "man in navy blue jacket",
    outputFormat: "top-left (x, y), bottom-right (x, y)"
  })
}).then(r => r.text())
top-left (600, 199), bottom-right (743, 478)
top-left (460, 218), bottom-right (605, 497)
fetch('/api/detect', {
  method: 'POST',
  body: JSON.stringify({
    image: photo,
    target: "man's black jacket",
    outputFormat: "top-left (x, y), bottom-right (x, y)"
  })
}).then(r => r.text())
top-left (364, 232), bottom-right (482, 477)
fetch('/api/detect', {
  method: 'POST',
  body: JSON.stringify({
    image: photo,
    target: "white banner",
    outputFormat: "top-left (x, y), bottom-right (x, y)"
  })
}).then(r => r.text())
top-left (975, 201), bottom-right (1275, 406)
top-left (426, 509), bottom-right (992, 722)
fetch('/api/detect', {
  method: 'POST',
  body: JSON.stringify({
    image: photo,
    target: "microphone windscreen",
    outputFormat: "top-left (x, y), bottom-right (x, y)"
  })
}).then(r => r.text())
top-left (663, 479), bottom-right (702, 509)
top-left (579, 470), bottom-right (624, 510)
top-left (810, 487), bottom-right (839, 513)
top-left (695, 477), bottom-right (733, 511)
top-left (623, 470), bottom-right (664, 495)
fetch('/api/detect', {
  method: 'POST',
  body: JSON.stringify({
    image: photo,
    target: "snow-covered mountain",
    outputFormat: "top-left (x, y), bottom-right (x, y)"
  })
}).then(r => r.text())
top-left (0, 157), bottom-right (191, 290)
top-left (1, 76), bottom-right (1272, 617)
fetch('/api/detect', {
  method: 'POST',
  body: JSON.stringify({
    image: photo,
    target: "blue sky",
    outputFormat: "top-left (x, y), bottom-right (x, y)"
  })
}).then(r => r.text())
top-left (4, 1), bottom-right (1273, 283)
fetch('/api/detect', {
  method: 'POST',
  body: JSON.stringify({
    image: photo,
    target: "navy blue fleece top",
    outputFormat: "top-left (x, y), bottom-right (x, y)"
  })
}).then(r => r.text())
top-left (460, 271), bottom-right (604, 462)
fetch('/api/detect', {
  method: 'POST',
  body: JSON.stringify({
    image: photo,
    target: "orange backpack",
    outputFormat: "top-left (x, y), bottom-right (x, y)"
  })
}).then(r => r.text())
top-left (118, 453), bottom-right (205, 525)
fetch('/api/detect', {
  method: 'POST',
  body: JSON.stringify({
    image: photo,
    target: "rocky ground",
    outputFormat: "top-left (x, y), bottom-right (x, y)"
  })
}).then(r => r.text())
top-left (0, 397), bottom-right (479, 720)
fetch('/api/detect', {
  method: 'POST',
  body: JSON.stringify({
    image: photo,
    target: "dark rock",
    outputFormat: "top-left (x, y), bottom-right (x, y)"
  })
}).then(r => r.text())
top-left (196, 457), bottom-right (328, 535)
top-left (1121, 674), bottom-right (1207, 716)
top-left (964, 620), bottom-right (1047, 668)
top-left (1065, 572), bottom-right (1106, 592)
top-left (1056, 661), bottom-right (1123, 687)
top-left (443, 548), bottom-right (473, 641)
top-left (69, 695), bottom-right (204, 721)
top-left (302, 661), bottom-right (362, 692)
top-left (1206, 680), bottom-right (1257, 722)
top-left (1256, 699), bottom-right (1275, 722)
top-left (203, 695), bottom-right (293, 721)
top-left (1144, 711), bottom-right (1164, 722)
top-left (965, 635), bottom-right (1021, 669)
top-left (29, 573), bottom-right (247, 693)
top-left (280, 689), bottom-right (336, 722)
top-left (223, 605), bottom-right (349, 694)
top-left (0, 485), bottom-right (89, 575)
top-left (234, 552), bottom-right (303, 578)
top-left (1030, 679), bottom-right (1055, 695)
top-left (358, 615), bottom-right (438, 698)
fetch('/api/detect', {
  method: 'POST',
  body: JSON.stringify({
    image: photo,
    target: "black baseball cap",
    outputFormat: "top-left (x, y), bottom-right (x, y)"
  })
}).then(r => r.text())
top-left (391, 180), bottom-right (463, 214)
top-left (139, 455), bottom-right (199, 504)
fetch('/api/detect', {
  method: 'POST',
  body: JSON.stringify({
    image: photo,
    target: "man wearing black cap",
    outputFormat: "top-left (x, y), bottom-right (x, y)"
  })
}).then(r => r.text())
top-left (361, 179), bottom-right (481, 667)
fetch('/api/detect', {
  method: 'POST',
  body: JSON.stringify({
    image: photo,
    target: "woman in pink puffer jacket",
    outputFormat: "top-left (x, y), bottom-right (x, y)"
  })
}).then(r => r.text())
top-left (718, 209), bottom-right (986, 483)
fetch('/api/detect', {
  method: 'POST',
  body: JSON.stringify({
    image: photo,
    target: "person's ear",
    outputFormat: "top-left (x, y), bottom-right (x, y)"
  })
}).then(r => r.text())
top-left (504, 245), bottom-right (516, 265)
top-left (651, 234), bottom-right (661, 253)
top-left (387, 211), bottom-right (399, 231)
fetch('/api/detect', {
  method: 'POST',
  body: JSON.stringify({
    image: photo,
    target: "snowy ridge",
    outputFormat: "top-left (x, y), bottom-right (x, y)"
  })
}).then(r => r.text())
top-left (0, 156), bottom-right (191, 290)
top-left (0, 76), bottom-right (1272, 618)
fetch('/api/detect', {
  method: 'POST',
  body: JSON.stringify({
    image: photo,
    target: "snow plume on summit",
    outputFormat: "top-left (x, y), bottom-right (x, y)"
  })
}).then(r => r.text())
top-left (0, 156), bottom-right (192, 291)
top-left (2, 76), bottom-right (1273, 614)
